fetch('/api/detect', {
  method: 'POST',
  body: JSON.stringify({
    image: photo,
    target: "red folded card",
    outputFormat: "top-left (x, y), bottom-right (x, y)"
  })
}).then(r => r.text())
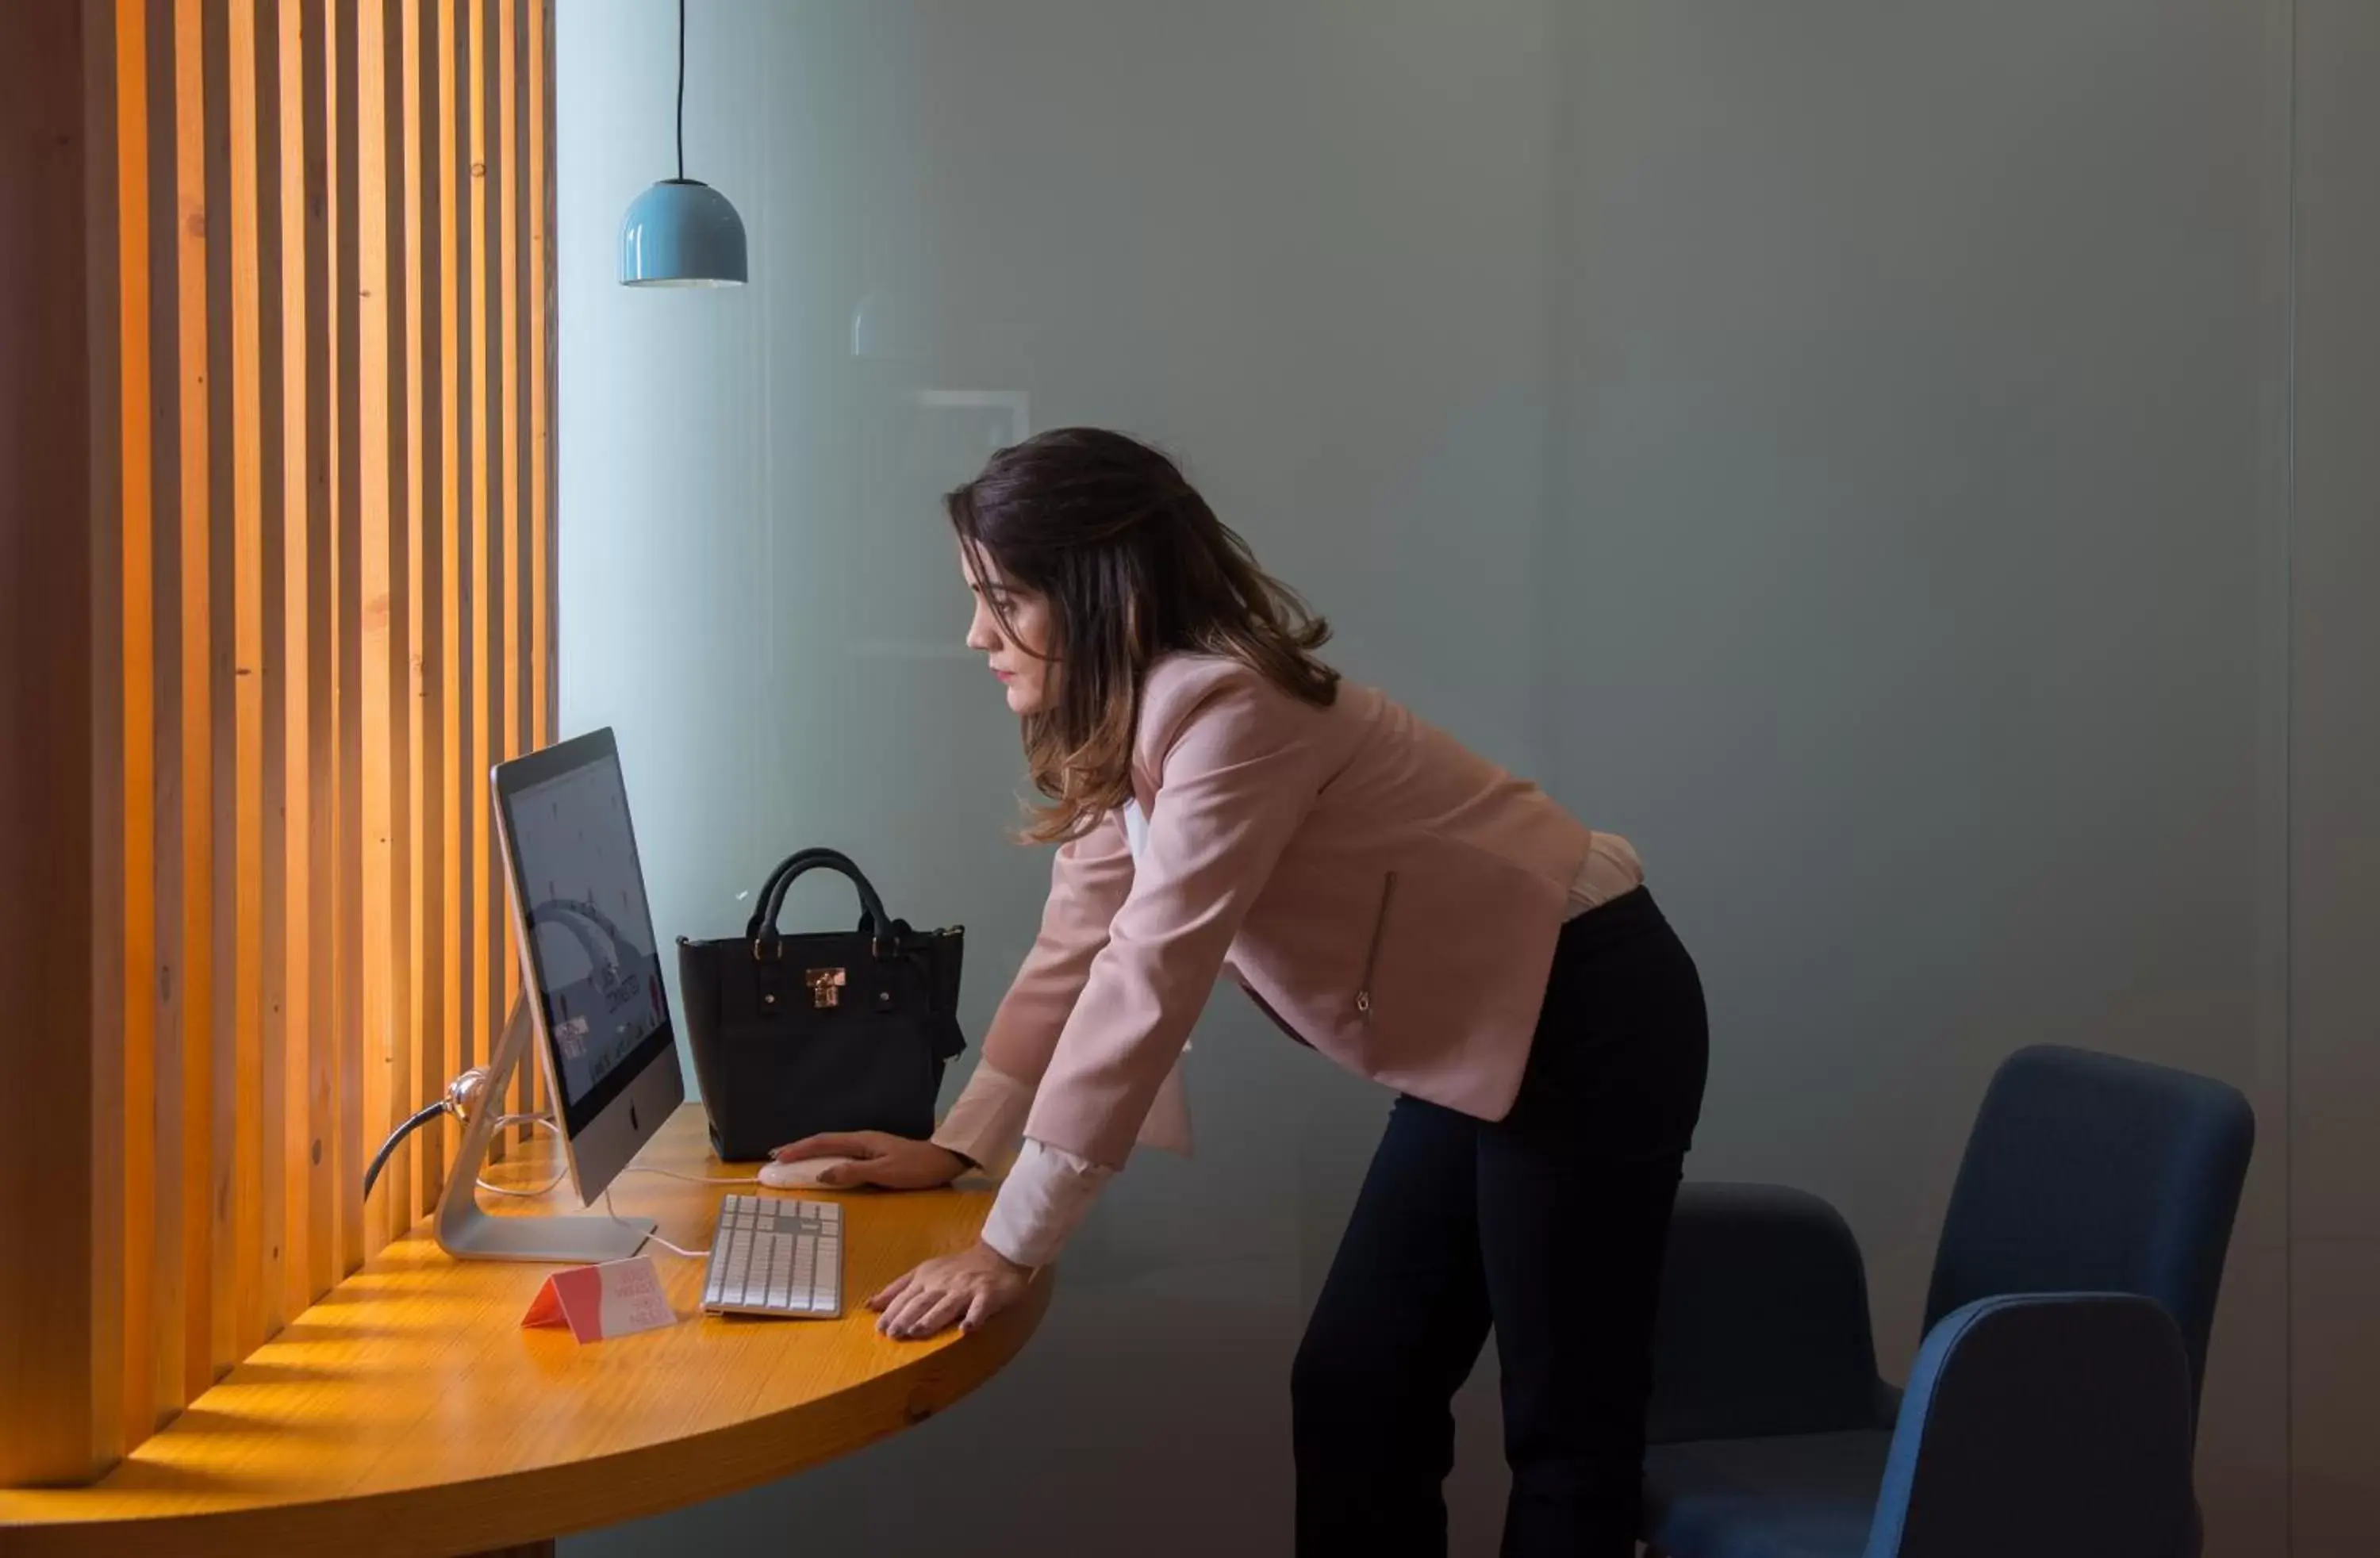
top-left (520, 1255), bottom-right (678, 1343)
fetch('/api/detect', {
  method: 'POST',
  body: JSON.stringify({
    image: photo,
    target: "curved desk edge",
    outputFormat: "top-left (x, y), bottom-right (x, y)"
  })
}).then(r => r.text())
top-left (5, 1273), bottom-right (1052, 1558)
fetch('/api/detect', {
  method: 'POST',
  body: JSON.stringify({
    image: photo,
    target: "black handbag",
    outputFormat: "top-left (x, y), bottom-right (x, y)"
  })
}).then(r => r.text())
top-left (676, 849), bottom-right (965, 1163)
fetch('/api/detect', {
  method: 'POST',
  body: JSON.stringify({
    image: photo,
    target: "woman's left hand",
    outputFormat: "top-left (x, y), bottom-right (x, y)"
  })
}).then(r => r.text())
top-left (869, 1241), bottom-right (1031, 1340)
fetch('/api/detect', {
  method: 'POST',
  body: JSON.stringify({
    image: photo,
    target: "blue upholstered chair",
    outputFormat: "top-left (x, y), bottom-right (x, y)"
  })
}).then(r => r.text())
top-left (1641, 1045), bottom-right (2255, 1558)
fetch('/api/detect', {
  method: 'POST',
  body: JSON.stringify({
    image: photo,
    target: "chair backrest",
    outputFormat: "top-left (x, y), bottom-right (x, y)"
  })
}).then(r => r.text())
top-left (1923, 1045), bottom-right (2253, 1412)
top-left (1648, 1183), bottom-right (1891, 1443)
top-left (1866, 1292), bottom-right (2198, 1558)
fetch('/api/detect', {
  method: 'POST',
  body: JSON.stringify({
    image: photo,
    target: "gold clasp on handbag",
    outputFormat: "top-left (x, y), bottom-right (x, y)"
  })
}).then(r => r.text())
top-left (805, 968), bottom-right (847, 1009)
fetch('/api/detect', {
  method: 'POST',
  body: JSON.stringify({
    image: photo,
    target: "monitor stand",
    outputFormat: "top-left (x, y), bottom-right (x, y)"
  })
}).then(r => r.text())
top-left (432, 998), bottom-right (657, 1263)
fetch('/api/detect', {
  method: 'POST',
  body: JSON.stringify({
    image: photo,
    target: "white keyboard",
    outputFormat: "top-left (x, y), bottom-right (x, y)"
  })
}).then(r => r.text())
top-left (701, 1193), bottom-right (844, 1319)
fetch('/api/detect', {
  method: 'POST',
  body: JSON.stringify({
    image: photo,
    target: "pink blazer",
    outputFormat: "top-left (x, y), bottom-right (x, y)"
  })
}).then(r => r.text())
top-left (981, 654), bottom-right (1596, 1169)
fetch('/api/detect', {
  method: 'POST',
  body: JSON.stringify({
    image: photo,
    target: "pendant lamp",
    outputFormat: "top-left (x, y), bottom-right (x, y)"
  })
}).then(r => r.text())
top-left (619, 0), bottom-right (747, 287)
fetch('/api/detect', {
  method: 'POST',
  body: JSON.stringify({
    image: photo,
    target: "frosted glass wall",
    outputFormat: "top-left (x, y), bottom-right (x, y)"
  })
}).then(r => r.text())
top-left (557, 3), bottom-right (2331, 1553)
top-left (560, 4), bottom-right (1557, 1551)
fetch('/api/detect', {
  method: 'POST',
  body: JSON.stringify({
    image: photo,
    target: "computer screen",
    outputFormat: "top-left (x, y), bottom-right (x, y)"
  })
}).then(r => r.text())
top-left (501, 746), bottom-right (672, 1130)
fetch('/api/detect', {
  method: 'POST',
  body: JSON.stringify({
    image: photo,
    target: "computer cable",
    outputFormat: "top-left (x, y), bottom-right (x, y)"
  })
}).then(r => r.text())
top-left (602, 1187), bottom-right (707, 1260)
top-left (365, 1064), bottom-right (767, 1241)
top-left (362, 1100), bottom-right (447, 1201)
top-left (624, 1165), bottom-right (762, 1185)
top-left (471, 1114), bottom-right (568, 1197)
top-left (361, 1067), bottom-right (570, 1199)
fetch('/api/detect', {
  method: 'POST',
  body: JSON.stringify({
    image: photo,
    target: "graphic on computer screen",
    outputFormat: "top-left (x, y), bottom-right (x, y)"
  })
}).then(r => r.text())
top-left (506, 757), bottom-right (669, 1108)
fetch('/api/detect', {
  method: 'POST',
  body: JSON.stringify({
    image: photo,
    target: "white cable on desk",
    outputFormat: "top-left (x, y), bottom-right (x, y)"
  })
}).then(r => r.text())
top-left (468, 1100), bottom-right (753, 1258)
top-left (608, 1153), bottom-right (758, 1255)
top-left (474, 1117), bottom-right (760, 1196)
top-left (473, 1113), bottom-right (569, 1197)
top-left (624, 1164), bottom-right (762, 1185)
top-left (603, 1187), bottom-right (706, 1260)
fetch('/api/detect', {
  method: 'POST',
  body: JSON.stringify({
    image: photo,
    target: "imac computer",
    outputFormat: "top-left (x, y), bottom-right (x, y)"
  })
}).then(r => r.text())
top-left (433, 727), bottom-right (685, 1262)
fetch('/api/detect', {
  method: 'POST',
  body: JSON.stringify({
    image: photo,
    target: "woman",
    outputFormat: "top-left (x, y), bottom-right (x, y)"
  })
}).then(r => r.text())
top-left (776, 428), bottom-right (1708, 1556)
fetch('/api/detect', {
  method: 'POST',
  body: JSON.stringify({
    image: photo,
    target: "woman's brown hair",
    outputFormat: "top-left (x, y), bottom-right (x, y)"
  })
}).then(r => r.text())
top-left (946, 428), bottom-right (1338, 843)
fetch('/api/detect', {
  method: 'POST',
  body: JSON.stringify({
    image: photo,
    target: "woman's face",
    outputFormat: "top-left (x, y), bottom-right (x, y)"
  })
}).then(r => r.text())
top-left (961, 543), bottom-right (1056, 716)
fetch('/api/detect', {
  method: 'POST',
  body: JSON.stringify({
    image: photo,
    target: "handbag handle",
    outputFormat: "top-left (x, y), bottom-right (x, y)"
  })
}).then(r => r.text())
top-left (749, 849), bottom-right (896, 954)
top-left (745, 848), bottom-right (839, 939)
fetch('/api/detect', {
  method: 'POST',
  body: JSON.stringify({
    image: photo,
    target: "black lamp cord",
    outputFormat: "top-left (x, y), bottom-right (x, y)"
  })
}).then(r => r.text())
top-left (676, 0), bottom-right (687, 182)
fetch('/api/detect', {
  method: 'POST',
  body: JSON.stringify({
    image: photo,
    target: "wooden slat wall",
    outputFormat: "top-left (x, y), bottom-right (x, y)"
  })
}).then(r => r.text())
top-left (2, 0), bottom-right (111, 1493)
top-left (0, 0), bottom-right (558, 1486)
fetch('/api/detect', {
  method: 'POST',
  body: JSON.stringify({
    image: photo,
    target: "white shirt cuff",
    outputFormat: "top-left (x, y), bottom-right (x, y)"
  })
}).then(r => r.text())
top-left (931, 1064), bottom-right (1035, 1172)
top-left (980, 1138), bottom-right (1112, 1268)
top-left (1568, 831), bottom-right (1645, 915)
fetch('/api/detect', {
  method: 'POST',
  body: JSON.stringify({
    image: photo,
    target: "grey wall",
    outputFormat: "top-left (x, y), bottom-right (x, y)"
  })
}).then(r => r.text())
top-left (557, 3), bottom-right (2375, 1553)
top-left (1541, 5), bottom-right (2295, 1549)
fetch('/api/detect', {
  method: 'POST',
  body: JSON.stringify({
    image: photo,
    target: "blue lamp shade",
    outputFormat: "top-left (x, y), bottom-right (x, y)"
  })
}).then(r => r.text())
top-left (619, 178), bottom-right (747, 287)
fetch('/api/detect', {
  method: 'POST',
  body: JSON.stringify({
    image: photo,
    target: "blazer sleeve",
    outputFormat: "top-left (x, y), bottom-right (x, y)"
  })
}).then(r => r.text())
top-left (1021, 670), bottom-right (1326, 1168)
top-left (973, 806), bottom-right (1136, 1088)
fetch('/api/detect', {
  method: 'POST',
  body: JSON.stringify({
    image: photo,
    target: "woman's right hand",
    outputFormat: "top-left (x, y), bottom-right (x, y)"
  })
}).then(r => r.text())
top-left (771, 1131), bottom-right (970, 1191)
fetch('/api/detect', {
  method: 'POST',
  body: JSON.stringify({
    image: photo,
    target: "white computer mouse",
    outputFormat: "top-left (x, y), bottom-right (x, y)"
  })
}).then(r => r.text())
top-left (758, 1156), bottom-right (854, 1190)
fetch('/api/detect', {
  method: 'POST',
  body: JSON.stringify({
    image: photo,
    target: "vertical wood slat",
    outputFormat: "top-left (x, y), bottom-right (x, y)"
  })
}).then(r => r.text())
top-left (0, 0), bottom-right (107, 1487)
top-left (112, 0), bottom-right (161, 1458)
top-left (200, 0), bottom-right (240, 1385)
top-left (528, 0), bottom-right (549, 750)
top-left (404, 0), bottom-right (443, 1218)
top-left (497, 0), bottom-right (518, 770)
top-left (226, 0), bottom-right (270, 1364)
top-left (466, 0), bottom-right (501, 1160)
top-left (497, 0), bottom-right (530, 1133)
top-left (169, 0), bottom-right (216, 1407)
top-left (83, 0), bottom-right (135, 1475)
top-left (436, 0), bottom-right (468, 1173)
top-left (143, 0), bottom-right (190, 1426)
top-left (85, 0), bottom-right (135, 1468)
top-left (86, 0), bottom-right (136, 1470)
top-left (528, 0), bottom-right (551, 1124)
top-left (328, 0), bottom-right (363, 1279)
top-left (357, 0), bottom-right (405, 1249)
top-left (297, 0), bottom-right (341, 1309)
top-left (274, 0), bottom-right (316, 1327)
top-left (252, 0), bottom-right (294, 1347)
top-left (347, 0), bottom-right (385, 1246)
top-left (3, 0), bottom-right (558, 1484)
top-left (359, 0), bottom-right (390, 1243)
top-left (382, 0), bottom-right (416, 1241)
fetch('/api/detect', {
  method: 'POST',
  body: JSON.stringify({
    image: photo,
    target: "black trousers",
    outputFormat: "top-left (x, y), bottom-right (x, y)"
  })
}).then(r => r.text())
top-left (1292, 888), bottom-right (1710, 1558)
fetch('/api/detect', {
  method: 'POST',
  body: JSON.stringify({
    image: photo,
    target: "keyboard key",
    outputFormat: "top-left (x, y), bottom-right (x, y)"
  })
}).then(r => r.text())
top-left (701, 1196), bottom-right (844, 1320)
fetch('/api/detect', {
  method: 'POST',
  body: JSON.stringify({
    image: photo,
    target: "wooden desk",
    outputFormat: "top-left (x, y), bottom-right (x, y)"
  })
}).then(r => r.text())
top-left (0, 1106), bottom-right (1050, 1558)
